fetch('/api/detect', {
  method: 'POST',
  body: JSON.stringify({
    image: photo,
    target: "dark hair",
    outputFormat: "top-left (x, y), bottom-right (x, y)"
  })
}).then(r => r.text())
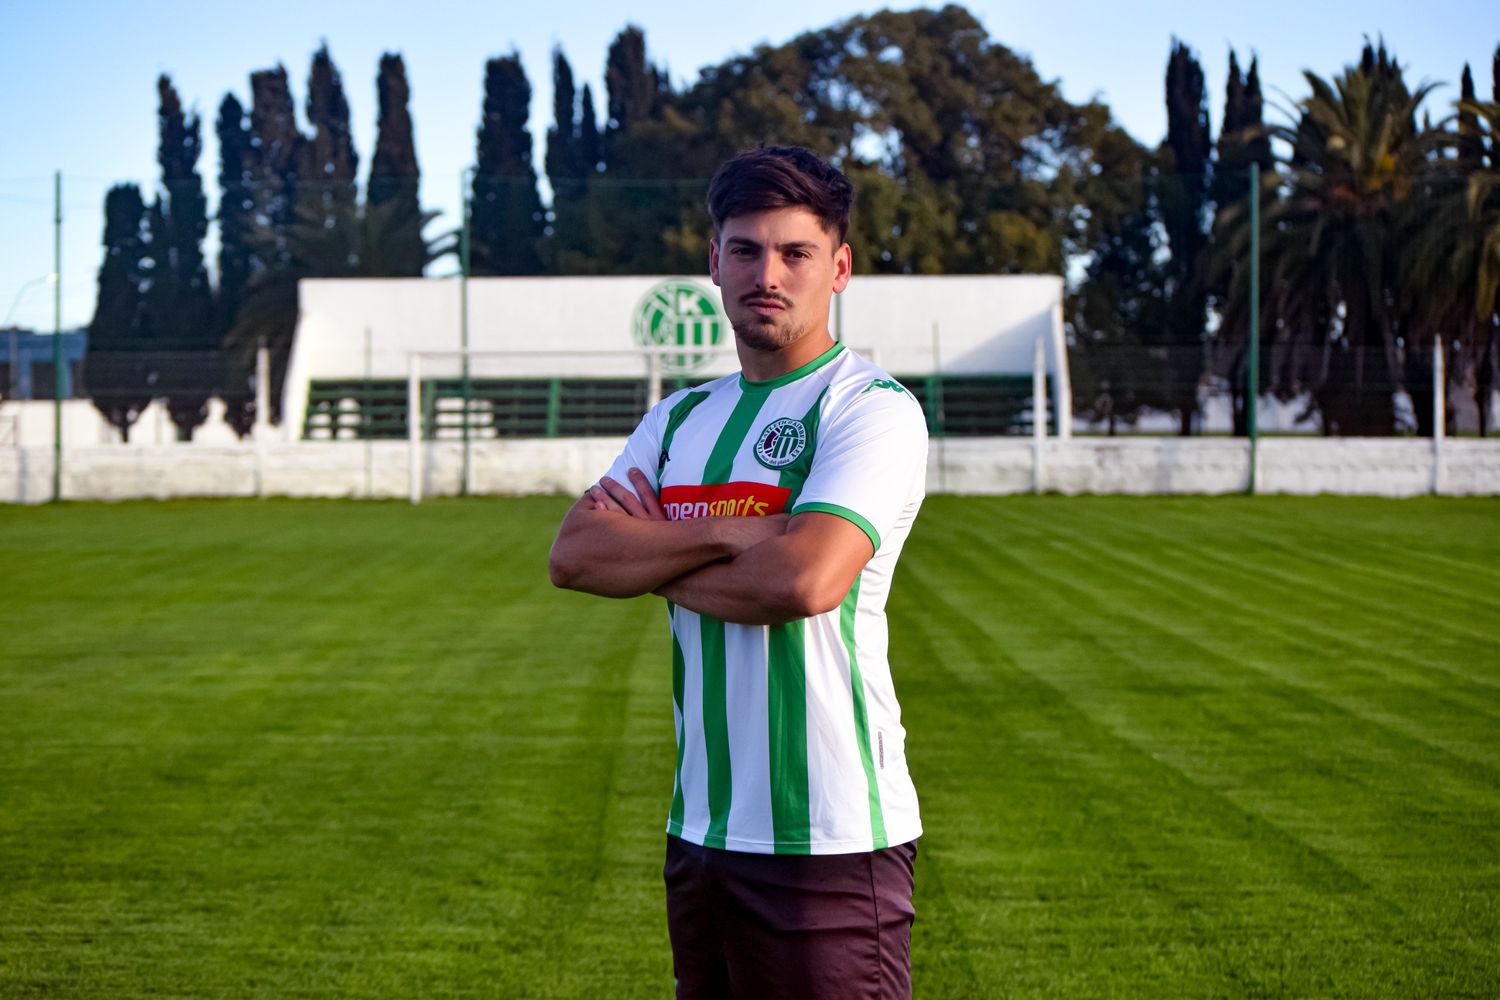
top-left (706, 146), bottom-right (854, 244)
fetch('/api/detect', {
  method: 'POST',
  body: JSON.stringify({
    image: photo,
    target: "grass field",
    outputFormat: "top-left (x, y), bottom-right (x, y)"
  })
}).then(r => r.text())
top-left (1, 495), bottom-right (1497, 998)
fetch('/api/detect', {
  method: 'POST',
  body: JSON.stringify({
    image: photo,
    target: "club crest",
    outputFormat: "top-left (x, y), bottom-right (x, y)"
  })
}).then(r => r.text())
top-left (753, 417), bottom-right (808, 470)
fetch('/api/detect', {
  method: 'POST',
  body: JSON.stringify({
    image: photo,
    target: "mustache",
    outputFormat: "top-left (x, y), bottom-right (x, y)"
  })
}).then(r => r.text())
top-left (740, 291), bottom-right (793, 307)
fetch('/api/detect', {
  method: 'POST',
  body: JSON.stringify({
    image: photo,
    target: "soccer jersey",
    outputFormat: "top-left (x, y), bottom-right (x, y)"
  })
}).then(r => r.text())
top-left (603, 342), bottom-right (928, 855)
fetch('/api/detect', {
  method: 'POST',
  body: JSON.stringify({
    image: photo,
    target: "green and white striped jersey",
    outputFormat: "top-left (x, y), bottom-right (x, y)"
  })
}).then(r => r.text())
top-left (603, 342), bottom-right (927, 855)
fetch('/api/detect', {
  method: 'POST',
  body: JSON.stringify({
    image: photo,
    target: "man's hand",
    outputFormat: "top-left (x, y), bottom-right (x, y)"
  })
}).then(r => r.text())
top-left (548, 468), bottom-right (788, 597)
top-left (588, 468), bottom-right (789, 556)
top-left (654, 512), bottom-right (874, 626)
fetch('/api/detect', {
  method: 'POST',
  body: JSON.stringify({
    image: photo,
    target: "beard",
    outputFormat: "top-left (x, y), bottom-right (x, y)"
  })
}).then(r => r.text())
top-left (730, 293), bottom-right (808, 351)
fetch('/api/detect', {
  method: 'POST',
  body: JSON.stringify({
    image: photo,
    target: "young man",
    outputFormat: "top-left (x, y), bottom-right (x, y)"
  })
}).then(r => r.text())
top-left (548, 146), bottom-right (928, 1000)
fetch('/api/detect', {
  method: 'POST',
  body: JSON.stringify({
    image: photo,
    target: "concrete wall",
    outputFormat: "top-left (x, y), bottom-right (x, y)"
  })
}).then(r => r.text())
top-left (4, 437), bottom-right (1498, 504)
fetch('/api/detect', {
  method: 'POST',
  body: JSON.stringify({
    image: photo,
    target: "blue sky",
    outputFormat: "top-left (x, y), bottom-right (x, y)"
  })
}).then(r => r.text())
top-left (1, 0), bottom-right (1494, 331)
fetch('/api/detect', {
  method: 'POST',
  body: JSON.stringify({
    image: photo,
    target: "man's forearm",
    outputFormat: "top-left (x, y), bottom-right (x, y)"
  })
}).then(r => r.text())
top-left (655, 516), bottom-right (870, 625)
top-left (548, 505), bottom-right (735, 598)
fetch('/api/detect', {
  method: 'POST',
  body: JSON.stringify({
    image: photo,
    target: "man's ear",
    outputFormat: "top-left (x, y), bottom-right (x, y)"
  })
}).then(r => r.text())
top-left (708, 235), bottom-right (721, 287)
top-left (832, 242), bottom-right (852, 293)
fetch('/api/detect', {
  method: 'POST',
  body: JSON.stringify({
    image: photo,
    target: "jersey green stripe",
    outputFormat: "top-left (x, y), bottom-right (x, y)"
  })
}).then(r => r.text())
top-left (667, 607), bottom-right (687, 837)
top-left (702, 388), bottom-right (767, 484)
top-left (699, 614), bottom-right (732, 848)
top-left (767, 619), bottom-right (811, 853)
top-left (778, 387), bottom-right (829, 506)
top-left (840, 575), bottom-right (888, 848)
top-left (658, 391), bottom-right (712, 477)
top-left (763, 386), bottom-right (827, 853)
top-left (695, 387), bottom-right (766, 849)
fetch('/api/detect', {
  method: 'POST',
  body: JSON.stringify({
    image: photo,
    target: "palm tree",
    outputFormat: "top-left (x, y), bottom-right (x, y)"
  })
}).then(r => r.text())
top-left (1213, 45), bottom-right (1439, 435)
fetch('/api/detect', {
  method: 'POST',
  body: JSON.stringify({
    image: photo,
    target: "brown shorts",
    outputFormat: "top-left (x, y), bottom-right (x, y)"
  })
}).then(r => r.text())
top-left (663, 835), bottom-right (918, 1000)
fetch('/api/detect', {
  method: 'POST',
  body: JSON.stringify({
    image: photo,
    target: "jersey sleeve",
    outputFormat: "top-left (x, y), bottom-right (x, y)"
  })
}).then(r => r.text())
top-left (790, 383), bottom-right (928, 553)
top-left (598, 394), bottom-right (672, 500)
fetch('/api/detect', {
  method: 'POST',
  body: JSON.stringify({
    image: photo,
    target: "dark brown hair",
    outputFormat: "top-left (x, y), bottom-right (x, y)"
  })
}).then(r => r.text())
top-left (706, 146), bottom-right (854, 244)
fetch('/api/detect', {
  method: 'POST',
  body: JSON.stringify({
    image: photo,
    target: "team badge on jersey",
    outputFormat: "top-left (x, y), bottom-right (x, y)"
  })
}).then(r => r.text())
top-left (753, 417), bottom-right (808, 470)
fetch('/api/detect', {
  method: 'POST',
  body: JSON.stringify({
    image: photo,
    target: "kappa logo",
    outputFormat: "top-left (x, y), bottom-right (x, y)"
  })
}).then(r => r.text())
top-left (861, 378), bottom-right (907, 395)
top-left (753, 417), bottom-right (808, 470)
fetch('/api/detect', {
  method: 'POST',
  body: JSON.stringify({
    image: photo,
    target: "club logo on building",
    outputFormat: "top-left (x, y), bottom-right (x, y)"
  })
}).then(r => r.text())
top-left (633, 280), bottom-right (726, 375)
top-left (753, 417), bottom-right (808, 470)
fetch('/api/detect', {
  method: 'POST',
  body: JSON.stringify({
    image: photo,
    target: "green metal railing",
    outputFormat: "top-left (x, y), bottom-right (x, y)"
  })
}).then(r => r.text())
top-left (306, 374), bottom-right (1044, 440)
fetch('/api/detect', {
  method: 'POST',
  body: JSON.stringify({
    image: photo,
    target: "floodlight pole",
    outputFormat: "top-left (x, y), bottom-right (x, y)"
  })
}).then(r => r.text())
top-left (1247, 162), bottom-right (1261, 495)
top-left (52, 171), bottom-right (63, 503)
top-left (460, 167), bottom-right (473, 497)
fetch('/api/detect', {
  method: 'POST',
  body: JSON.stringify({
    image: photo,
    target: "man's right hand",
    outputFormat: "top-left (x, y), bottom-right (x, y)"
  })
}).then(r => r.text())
top-left (549, 468), bottom-right (790, 597)
top-left (589, 468), bottom-right (790, 557)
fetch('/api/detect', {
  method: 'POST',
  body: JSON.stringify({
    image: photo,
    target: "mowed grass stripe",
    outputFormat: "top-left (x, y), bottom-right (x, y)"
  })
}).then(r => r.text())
top-left (1224, 499), bottom-right (1500, 615)
top-left (895, 556), bottom-right (1397, 998)
top-left (936, 503), bottom-right (1500, 839)
top-left (905, 497), bottom-right (1498, 991)
top-left (2, 496), bottom-right (1497, 998)
top-left (1019, 503), bottom-right (1500, 761)
top-left (1074, 497), bottom-right (1500, 671)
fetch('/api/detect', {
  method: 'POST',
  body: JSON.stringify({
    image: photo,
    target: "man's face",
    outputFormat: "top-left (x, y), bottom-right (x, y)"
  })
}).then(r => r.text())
top-left (708, 206), bottom-right (852, 353)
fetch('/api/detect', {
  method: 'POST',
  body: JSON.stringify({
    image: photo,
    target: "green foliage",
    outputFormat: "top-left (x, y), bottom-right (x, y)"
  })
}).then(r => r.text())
top-left (1, 496), bottom-right (1497, 997)
top-left (367, 53), bottom-right (425, 275)
top-left (470, 54), bottom-right (545, 276)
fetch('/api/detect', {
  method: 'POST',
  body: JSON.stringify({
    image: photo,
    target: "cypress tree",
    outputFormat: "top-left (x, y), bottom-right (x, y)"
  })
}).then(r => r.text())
top-left (85, 184), bottom-right (152, 440)
top-left (144, 75), bottom-right (216, 437)
top-left (216, 93), bottom-right (256, 436)
top-left (604, 25), bottom-right (659, 173)
top-left (247, 65), bottom-right (304, 243)
top-left (368, 53), bottom-right (425, 274)
top-left (1158, 40), bottom-right (1213, 434)
top-left (304, 42), bottom-right (359, 220)
top-left (545, 48), bottom-right (582, 186)
top-left (147, 74), bottom-right (213, 345)
top-left (470, 54), bottom-right (545, 275)
top-left (578, 83), bottom-right (602, 175)
top-left (89, 185), bottom-right (149, 345)
top-left (215, 94), bottom-right (253, 338)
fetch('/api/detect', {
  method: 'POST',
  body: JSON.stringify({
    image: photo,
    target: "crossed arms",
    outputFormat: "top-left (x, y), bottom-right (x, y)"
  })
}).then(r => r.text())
top-left (547, 468), bottom-right (874, 626)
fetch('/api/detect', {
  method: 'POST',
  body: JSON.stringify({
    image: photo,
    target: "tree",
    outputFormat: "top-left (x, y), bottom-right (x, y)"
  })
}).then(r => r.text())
top-left (1259, 43), bottom-right (1438, 434)
top-left (470, 54), bottom-right (545, 275)
top-left (303, 43), bottom-right (359, 225)
top-left (85, 184), bottom-right (152, 440)
top-left (1211, 52), bottom-right (1278, 435)
top-left (145, 74), bottom-right (216, 438)
top-left (367, 53), bottom-right (425, 273)
top-left (545, 48), bottom-right (583, 187)
top-left (1066, 135), bottom-right (1170, 434)
top-left (1154, 41), bottom-right (1213, 435)
top-left (215, 93), bottom-right (256, 436)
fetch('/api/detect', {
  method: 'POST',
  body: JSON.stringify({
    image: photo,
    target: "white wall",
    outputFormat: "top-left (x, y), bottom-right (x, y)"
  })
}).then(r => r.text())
top-left (5, 437), bottom-right (1498, 504)
top-left (282, 274), bottom-right (1069, 439)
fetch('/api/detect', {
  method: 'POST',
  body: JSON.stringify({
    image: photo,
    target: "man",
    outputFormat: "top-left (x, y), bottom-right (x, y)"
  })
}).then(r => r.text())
top-left (549, 146), bottom-right (928, 999)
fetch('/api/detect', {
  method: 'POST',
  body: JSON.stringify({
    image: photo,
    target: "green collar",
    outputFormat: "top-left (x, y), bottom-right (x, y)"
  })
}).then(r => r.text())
top-left (739, 342), bottom-right (844, 393)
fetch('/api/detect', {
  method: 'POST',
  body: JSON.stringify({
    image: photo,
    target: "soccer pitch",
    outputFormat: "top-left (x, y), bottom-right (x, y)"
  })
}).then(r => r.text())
top-left (1, 495), bottom-right (1496, 998)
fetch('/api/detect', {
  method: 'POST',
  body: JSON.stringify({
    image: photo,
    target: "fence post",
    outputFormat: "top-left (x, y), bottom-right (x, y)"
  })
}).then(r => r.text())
top-left (646, 350), bottom-right (661, 410)
top-left (459, 170), bottom-right (473, 498)
top-left (1433, 337), bottom-right (1445, 495)
top-left (1248, 161), bottom-right (1261, 495)
top-left (1032, 336), bottom-right (1047, 494)
top-left (254, 344), bottom-right (270, 498)
top-left (408, 353), bottom-right (422, 505)
top-left (51, 171), bottom-right (62, 502)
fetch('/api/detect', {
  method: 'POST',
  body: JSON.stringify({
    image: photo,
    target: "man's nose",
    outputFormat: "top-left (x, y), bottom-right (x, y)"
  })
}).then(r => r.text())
top-left (754, 254), bottom-right (781, 290)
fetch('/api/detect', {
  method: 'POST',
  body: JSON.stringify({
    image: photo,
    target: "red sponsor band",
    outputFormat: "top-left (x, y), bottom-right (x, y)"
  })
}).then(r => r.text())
top-left (661, 482), bottom-right (791, 520)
